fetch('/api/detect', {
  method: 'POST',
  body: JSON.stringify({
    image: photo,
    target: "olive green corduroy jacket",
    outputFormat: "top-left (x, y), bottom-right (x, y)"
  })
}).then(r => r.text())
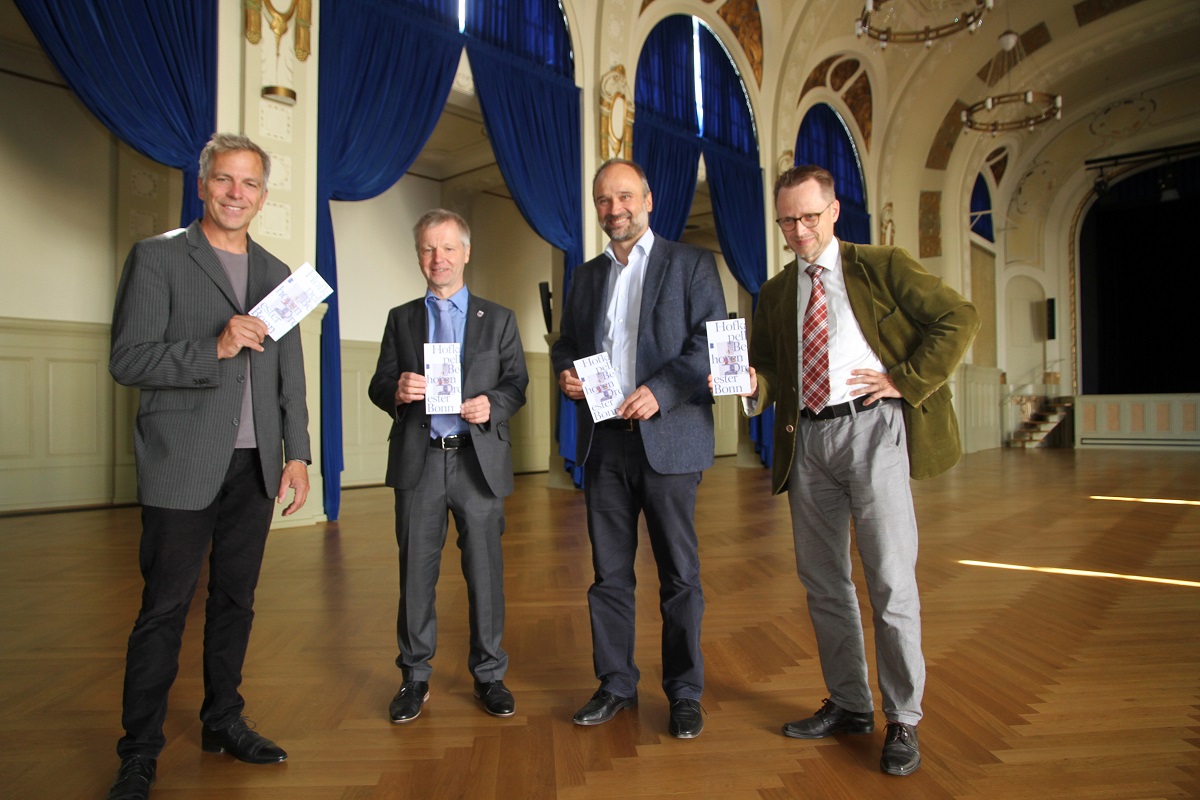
top-left (748, 240), bottom-right (981, 494)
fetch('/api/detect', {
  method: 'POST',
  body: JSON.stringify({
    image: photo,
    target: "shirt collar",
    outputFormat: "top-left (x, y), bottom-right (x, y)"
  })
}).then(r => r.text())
top-left (800, 237), bottom-right (841, 274)
top-left (604, 228), bottom-right (656, 268)
top-left (425, 285), bottom-right (470, 313)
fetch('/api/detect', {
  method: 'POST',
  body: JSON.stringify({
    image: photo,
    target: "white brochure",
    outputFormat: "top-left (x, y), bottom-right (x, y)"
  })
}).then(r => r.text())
top-left (706, 318), bottom-right (751, 396)
top-left (573, 352), bottom-right (625, 423)
top-left (249, 261), bottom-right (334, 341)
top-left (424, 343), bottom-right (462, 416)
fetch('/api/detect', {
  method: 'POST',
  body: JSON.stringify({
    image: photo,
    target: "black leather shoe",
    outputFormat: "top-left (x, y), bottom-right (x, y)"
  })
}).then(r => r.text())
top-left (667, 698), bottom-right (704, 739)
top-left (880, 721), bottom-right (921, 775)
top-left (474, 680), bottom-right (515, 717)
top-left (106, 755), bottom-right (156, 800)
top-left (201, 717), bottom-right (287, 764)
top-left (782, 698), bottom-right (874, 739)
top-left (389, 680), bottom-right (430, 724)
top-left (572, 689), bottom-right (638, 726)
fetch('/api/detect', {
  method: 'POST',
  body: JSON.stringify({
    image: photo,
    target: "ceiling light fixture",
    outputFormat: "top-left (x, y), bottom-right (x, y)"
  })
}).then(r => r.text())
top-left (856, 0), bottom-right (992, 49)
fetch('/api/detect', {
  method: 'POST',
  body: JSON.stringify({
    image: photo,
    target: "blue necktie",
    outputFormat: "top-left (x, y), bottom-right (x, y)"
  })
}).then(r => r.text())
top-left (431, 299), bottom-right (457, 438)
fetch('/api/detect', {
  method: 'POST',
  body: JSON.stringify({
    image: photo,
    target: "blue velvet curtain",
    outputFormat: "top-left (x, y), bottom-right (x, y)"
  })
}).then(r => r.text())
top-left (13, 0), bottom-right (215, 227)
top-left (633, 15), bottom-right (700, 241)
top-left (695, 23), bottom-right (771, 466)
top-left (796, 103), bottom-right (870, 245)
top-left (462, 0), bottom-right (585, 485)
top-left (970, 173), bottom-right (995, 241)
top-left (317, 0), bottom-right (464, 518)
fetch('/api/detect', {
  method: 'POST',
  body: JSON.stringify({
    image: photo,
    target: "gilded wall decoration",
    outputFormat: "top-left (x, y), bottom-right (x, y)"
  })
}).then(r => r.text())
top-left (600, 66), bottom-right (635, 161)
top-left (802, 55), bottom-right (839, 100)
top-left (926, 100), bottom-right (969, 170)
top-left (1074, 0), bottom-right (1148, 27)
top-left (799, 56), bottom-right (873, 151)
top-left (843, 74), bottom-right (873, 151)
top-left (879, 202), bottom-right (895, 246)
top-left (717, 0), bottom-right (764, 87)
top-left (244, 0), bottom-right (312, 105)
top-left (919, 191), bottom-right (941, 258)
top-left (986, 147), bottom-right (1008, 185)
top-left (829, 59), bottom-right (859, 92)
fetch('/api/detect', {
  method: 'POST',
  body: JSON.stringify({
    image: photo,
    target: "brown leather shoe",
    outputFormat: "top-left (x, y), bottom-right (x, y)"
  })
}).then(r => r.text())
top-left (880, 721), bottom-right (921, 775)
top-left (782, 698), bottom-right (874, 739)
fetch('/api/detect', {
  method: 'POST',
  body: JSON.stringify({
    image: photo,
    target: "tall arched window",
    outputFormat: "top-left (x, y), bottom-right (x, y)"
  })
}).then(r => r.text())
top-left (795, 103), bottom-right (869, 244)
top-left (970, 173), bottom-right (994, 242)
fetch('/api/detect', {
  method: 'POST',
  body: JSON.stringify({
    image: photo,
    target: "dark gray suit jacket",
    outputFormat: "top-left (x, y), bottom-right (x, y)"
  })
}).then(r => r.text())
top-left (551, 236), bottom-right (727, 475)
top-left (368, 293), bottom-right (528, 498)
top-left (109, 221), bottom-right (311, 511)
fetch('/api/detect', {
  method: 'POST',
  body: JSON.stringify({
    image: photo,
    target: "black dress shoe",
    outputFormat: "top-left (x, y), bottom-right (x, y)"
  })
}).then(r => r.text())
top-left (106, 755), bottom-right (156, 800)
top-left (667, 698), bottom-right (704, 739)
top-left (201, 717), bottom-right (287, 764)
top-left (389, 680), bottom-right (430, 724)
top-left (474, 680), bottom-right (516, 717)
top-left (782, 698), bottom-right (874, 739)
top-left (880, 721), bottom-right (921, 775)
top-left (572, 689), bottom-right (638, 726)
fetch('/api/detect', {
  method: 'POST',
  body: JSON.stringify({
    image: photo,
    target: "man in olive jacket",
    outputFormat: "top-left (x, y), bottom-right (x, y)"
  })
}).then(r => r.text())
top-left (743, 165), bottom-right (979, 777)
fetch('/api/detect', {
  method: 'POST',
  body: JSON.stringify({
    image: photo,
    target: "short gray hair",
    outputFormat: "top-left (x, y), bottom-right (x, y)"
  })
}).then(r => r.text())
top-left (412, 208), bottom-right (471, 249)
top-left (198, 133), bottom-right (271, 185)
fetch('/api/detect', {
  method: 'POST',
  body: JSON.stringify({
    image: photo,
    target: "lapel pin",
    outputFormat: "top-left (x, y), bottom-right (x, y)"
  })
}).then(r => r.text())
top-left (477, 310), bottom-right (485, 317)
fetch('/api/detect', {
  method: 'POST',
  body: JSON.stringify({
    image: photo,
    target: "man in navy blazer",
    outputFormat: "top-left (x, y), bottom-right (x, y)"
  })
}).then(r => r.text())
top-left (551, 160), bottom-right (727, 739)
top-left (369, 209), bottom-right (528, 724)
top-left (107, 134), bottom-right (311, 800)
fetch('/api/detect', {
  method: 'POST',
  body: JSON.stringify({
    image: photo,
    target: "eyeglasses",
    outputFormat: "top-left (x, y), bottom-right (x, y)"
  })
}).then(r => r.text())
top-left (775, 200), bottom-right (835, 231)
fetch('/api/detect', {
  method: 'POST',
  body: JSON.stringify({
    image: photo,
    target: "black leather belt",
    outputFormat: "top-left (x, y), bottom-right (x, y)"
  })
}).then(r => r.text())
top-left (595, 417), bottom-right (638, 431)
top-left (800, 395), bottom-right (879, 422)
top-left (429, 434), bottom-right (472, 449)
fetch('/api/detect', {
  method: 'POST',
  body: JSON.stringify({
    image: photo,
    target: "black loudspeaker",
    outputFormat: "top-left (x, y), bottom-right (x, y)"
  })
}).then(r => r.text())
top-left (538, 281), bottom-right (552, 333)
top-left (1046, 298), bottom-right (1056, 341)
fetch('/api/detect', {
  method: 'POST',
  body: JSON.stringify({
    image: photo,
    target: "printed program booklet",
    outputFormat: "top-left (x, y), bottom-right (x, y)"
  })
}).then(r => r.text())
top-left (424, 343), bottom-right (462, 416)
top-left (249, 262), bottom-right (334, 341)
top-left (707, 318), bottom-right (751, 396)
top-left (573, 352), bottom-right (625, 422)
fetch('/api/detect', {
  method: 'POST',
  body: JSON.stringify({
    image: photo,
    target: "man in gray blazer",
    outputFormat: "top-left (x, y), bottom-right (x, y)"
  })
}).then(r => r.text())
top-left (369, 209), bottom-right (528, 724)
top-left (551, 159), bottom-right (727, 739)
top-left (106, 134), bottom-right (311, 800)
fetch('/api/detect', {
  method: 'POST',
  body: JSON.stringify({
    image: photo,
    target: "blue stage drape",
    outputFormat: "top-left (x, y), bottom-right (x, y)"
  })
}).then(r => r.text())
top-left (796, 103), bottom-right (870, 245)
top-left (632, 15), bottom-right (700, 241)
top-left (316, 0), bottom-right (463, 518)
top-left (696, 23), bottom-right (770, 465)
top-left (970, 173), bottom-right (994, 241)
top-left (13, 0), bottom-right (214, 227)
top-left (462, 0), bottom-right (584, 486)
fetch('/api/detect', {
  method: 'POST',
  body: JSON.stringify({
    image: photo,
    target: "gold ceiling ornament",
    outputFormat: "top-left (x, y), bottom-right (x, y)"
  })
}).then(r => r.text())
top-left (961, 28), bottom-right (1062, 134)
top-left (855, 0), bottom-right (991, 49)
top-left (244, 0), bottom-right (311, 63)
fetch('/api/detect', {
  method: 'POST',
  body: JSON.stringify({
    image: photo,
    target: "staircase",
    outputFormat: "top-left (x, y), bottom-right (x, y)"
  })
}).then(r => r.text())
top-left (1010, 396), bottom-right (1074, 448)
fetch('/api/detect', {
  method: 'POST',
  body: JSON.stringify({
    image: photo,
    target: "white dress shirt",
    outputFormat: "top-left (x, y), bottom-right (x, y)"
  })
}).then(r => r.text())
top-left (602, 229), bottom-right (655, 397)
top-left (797, 237), bottom-right (886, 407)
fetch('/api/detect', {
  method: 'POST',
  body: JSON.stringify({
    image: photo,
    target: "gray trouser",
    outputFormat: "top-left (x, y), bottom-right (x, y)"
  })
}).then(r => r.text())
top-left (787, 399), bottom-right (924, 725)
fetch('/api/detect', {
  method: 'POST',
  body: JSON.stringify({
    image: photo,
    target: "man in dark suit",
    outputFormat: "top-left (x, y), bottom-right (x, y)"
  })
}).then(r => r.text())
top-left (106, 133), bottom-right (312, 800)
top-left (551, 159), bottom-right (727, 739)
top-left (369, 209), bottom-right (528, 724)
top-left (744, 164), bottom-right (979, 776)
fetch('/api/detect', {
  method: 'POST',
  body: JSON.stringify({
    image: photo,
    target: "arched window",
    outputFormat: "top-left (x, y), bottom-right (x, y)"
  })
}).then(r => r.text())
top-left (795, 103), bottom-right (869, 244)
top-left (970, 173), bottom-right (994, 242)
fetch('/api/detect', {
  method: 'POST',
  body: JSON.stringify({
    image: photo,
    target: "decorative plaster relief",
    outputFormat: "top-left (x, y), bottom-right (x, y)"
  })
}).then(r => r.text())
top-left (268, 152), bottom-right (293, 192)
top-left (1013, 161), bottom-right (1055, 216)
top-left (259, 100), bottom-right (293, 143)
top-left (1088, 96), bottom-right (1156, 139)
top-left (599, 66), bottom-right (634, 161)
top-left (128, 210), bottom-right (158, 242)
top-left (129, 169), bottom-right (159, 199)
top-left (258, 200), bottom-right (292, 240)
top-left (717, 0), bottom-right (764, 87)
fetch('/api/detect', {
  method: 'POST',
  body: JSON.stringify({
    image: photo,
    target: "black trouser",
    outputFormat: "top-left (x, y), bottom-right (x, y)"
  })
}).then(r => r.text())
top-left (117, 448), bottom-right (274, 759)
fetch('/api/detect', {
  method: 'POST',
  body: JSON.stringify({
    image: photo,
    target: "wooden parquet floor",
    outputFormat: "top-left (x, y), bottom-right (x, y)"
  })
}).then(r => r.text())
top-left (1, 448), bottom-right (1199, 799)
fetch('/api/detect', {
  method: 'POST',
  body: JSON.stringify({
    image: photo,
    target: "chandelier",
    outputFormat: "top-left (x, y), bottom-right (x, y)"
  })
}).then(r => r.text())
top-left (855, 0), bottom-right (992, 48)
top-left (962, 28), bottom-right (1062, 134)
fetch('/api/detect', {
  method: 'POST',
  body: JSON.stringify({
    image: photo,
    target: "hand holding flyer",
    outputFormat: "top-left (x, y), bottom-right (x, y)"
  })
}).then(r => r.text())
top-left (706, 318), bottom-right (751, 396)
top-left (573, 352), bottom-right (625, 422)
top-left (248, 262), bottom-right (334, 341)
top-left (424, 343), bottom-right (462, 416)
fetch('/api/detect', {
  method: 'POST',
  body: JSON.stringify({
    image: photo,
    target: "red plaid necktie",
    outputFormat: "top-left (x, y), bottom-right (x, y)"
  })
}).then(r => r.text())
top-left (801, 264), bottom-right (830, 413)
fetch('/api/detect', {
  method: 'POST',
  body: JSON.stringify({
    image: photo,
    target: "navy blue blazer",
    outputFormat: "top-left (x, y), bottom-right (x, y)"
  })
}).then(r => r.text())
top-left (551, 236), bottom-right (727, 475)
